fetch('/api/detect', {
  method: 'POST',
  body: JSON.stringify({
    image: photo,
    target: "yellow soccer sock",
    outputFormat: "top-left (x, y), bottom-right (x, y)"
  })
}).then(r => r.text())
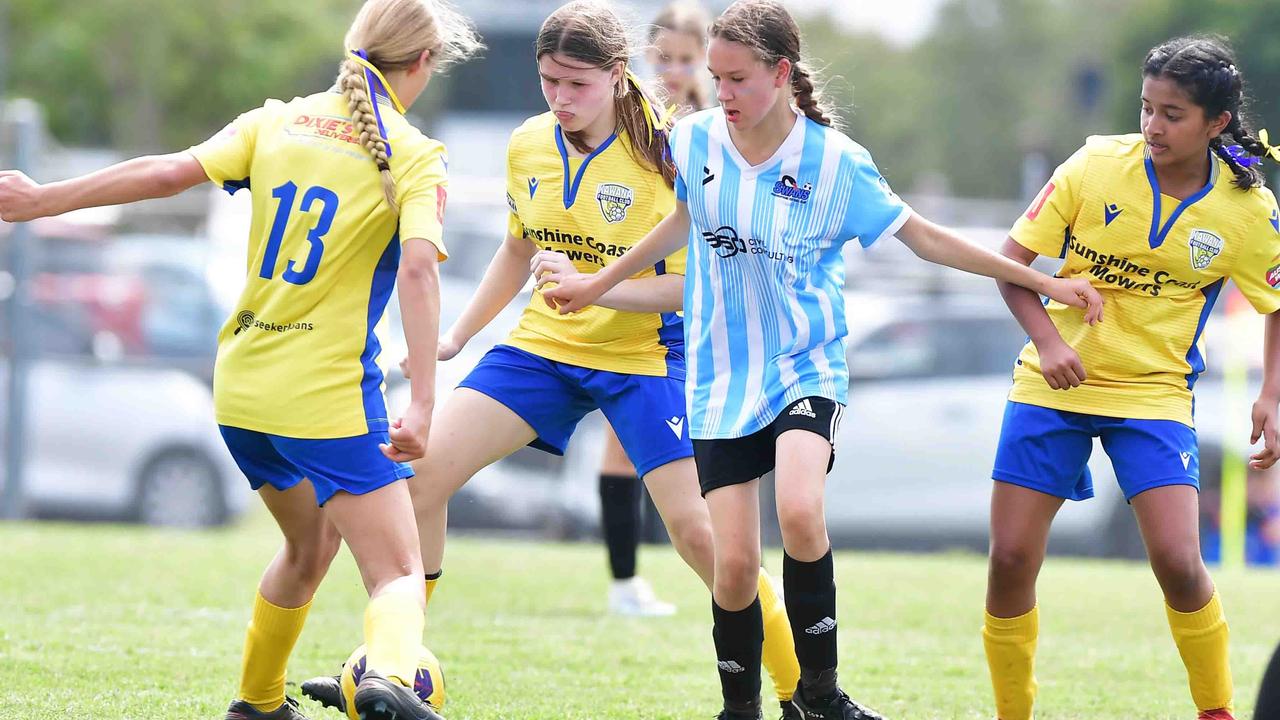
top-left (425, 571), bottom-right (441, 607)
top-left (364, 588), bottom-right (425, 686)
top-left (983, 606), bottom-right (1038, 720)
top-left (1166, 591), bottom-right (1233, 713)
top-left (238, 591), bottom-right (312, 712)
top-left (758, 570), bottom-right (801, 702)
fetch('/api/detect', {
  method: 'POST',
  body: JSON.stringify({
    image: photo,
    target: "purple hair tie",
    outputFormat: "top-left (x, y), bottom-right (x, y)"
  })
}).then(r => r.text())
top-left (1225, 144), bottom-right (1261, 168)
top-left (354, 49), bottom-right (393, 158)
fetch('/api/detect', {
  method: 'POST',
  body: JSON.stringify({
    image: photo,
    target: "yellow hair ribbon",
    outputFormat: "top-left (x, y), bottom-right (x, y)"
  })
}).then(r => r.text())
top-left (1259, 129), bottom-right (1280, 163)
top-left (624, 69), bottom-right (676, 144)
top-left (348, 50), bottom-right (406, 114)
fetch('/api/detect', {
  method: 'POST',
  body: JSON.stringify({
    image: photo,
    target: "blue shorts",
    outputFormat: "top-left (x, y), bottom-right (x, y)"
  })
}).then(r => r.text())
top-left (458, 345), bottom-right (692, 478)
top-left (219, 426), bottom-right (414, 506)
top-left (992, 401), bottom-right (1199, 502)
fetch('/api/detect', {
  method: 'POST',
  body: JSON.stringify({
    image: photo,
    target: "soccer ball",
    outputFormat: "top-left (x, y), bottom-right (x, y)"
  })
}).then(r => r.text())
top-left (338, 643), bottom-right (445, 719)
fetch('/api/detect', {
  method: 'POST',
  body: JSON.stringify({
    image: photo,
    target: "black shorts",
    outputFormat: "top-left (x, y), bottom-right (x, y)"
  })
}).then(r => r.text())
top-left (692, 396), bottom-right (844, 496)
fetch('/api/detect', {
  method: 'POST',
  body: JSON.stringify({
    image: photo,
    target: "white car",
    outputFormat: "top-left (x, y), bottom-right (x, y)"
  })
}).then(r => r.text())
top-left (2, 306), bottom-right (250, 527)
top-left (818, 290), bottom-right (1248, 557)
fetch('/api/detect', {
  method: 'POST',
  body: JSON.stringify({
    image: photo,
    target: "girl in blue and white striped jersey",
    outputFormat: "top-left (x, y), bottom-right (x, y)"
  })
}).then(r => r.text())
top-left (539, 2), bottom-right (1103, 718)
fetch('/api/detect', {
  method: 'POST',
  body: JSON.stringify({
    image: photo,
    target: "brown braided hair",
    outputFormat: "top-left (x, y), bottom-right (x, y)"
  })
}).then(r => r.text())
top-left (710, 0), bottom-right (836, 128)
top-left (1143, 35), bottom-right (1272, 191)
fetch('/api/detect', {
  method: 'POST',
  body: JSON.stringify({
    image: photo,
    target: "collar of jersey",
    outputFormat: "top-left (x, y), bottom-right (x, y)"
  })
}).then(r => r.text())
top-left (555, 124), bottom-right (618, 210)
top-left (716, 105), bottom-right (805, 177)
top-left (1143, 146), bottom-right (1218, 249)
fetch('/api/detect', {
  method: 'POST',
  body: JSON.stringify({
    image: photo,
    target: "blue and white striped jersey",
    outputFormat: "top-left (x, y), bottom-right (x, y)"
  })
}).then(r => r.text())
top-left (669, 108), bottom-right (912, 439)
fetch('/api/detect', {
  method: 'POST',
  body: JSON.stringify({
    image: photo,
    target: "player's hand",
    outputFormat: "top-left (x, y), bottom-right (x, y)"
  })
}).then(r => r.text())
top-left (436, 328), bottom-right (466, 362)
top-left (531, 250), bottom-right (579, 310)
top-left (1249, 393), bottom-right (1280, 470)
top-left (0, 171), bottom-right (47, 223)
top-left (1036, 336), bottom-right (1087, 390)
top-left (1045, 276), bottom-right (1104, 325)
top-left (540, 271), bottom-right (604, 315)
top-left (380, 401), bottom-right (431, 463)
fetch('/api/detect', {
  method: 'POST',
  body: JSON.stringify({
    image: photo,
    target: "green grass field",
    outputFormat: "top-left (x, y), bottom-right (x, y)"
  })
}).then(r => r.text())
top-left (1, 513), bottom-right (1277, 720)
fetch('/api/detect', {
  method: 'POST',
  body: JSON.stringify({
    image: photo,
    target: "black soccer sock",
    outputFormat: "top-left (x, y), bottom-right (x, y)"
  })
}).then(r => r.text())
top-left (1257, 640), bottom-right (1280, 719)
top-left (712, 596), bottom-right (764, 715)
top-left (784, 549), bottom-right (839, 698)
top-left (599, 473), bottom-right (642, 580)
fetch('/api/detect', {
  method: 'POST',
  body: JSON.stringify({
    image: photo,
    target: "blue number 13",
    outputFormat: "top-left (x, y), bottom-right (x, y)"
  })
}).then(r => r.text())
top-left (259, 182), bottom-right (338, 285)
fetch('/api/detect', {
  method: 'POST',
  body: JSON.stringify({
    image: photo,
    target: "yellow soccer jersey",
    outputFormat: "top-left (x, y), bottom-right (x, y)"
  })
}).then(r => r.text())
top-left (1010, 133), bottom-right (1280, 425)
top-left (188, 91), bottom-right (448, 438)
top-left (504, 112), bottom-right (685, 376)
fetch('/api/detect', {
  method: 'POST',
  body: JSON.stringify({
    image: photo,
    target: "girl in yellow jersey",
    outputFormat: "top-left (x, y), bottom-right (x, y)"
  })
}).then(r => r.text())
top-left (0, 2), bottom-right (480, 719)
top-left (397, 2), bottom-right (802, 716)
top-left (595, 0), bottom-right (713, 619)
top-left (983, 36), bottom-right (1280, 720)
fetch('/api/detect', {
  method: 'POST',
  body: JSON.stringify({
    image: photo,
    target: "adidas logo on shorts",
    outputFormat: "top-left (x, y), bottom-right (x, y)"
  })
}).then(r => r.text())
top-left (805, 617), bottom-right (837, 635)
top-left (717, 660), bottom-right (746, 674)
top-left (789, 399), bottom-right (817, 418)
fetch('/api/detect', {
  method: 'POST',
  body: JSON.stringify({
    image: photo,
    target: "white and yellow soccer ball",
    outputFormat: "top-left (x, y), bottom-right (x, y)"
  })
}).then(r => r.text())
top-left (339, 643), bottom-right (445, 719)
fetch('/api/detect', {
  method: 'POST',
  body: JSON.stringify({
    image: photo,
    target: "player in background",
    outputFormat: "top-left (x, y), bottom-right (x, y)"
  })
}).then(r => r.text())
top-left (0, 2), bottom-right (481, 719)
top-left (304, 2), bottom-right (803, 717)
top-left (981, 35), bottom-right (1280, 720)
top-left (538, 3), bottom-right (1102, 718)
top-left (596, 0), bottom-right (713, 619)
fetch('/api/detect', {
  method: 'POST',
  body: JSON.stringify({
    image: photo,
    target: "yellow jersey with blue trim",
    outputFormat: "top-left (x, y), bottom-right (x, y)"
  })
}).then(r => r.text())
top-left (504, 112), bottom-right (684, 376)
top-left (187, 91), bottom-right (449, 438)
top-left (1009, 133), bottom-right (1280, 426)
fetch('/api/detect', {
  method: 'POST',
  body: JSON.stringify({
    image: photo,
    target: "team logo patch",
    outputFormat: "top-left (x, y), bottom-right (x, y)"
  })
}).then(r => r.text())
top-left (595, 183), bottom-right (634, 224)
top-left (1188, 229), bottom-right (1223, 270)
top-left (771, 174), bottom-right (812, 203)
top-left (1267, 264), bottom-right (1280, 289)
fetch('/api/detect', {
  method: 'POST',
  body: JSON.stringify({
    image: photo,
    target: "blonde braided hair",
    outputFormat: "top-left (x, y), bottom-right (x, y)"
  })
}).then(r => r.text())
top-left (337, 0), bottom-right (483, 213)
top-left (338, 57), bottom-right (399, 213)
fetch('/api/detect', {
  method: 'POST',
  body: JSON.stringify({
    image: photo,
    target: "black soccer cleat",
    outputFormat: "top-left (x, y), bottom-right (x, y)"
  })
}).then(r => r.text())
top-left (352, 669), bottom-right (444, 720)
top-left (225, 696), bottom-right (311, 720)
top-left (790, 685), bottom-right (885, 720)
top-left (300, 674), bottom-right (344, 713)
top-left (780, 699), bottom-right (803, 720)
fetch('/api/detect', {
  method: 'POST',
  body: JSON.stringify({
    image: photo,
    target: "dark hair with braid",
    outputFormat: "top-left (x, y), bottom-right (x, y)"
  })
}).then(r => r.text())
top-left (1143, 35), bottom-right (1269, 190)
top-left (536, 1), bottom-right (677, 188)
top-left (709, 0), bottom-right (836, 128)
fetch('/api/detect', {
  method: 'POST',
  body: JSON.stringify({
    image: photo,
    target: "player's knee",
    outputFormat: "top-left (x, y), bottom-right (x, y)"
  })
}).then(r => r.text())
top-left (715, 547), bottom-right (761, 599)
top-left (777, 504), bottom-right (826, 557)
top-left (285, 529), bottom-right (340, 586)
top-left (666, 513), bottom-right (714, 563)
top-left (1149, 547), bottom-right (1207, 594)
top-left (776, 493), bottom-right (822, 535)
top-left (988, 543), bottom-right (1038, 586)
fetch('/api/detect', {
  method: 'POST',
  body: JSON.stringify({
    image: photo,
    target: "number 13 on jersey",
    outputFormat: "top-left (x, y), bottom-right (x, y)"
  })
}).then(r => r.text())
top-left (260, 181), bottom-right (339, 285)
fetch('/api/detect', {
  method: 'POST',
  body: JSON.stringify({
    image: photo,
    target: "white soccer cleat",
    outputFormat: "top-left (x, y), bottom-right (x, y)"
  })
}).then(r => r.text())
top-left (608, 576), bottom-right (677, 617)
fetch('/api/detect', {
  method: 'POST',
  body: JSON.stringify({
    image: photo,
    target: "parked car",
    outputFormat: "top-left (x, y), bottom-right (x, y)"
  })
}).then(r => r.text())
top-left (0, 301), bottom-right (250, 527)
top-left (817, 290), bottom-right (1249, 558)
